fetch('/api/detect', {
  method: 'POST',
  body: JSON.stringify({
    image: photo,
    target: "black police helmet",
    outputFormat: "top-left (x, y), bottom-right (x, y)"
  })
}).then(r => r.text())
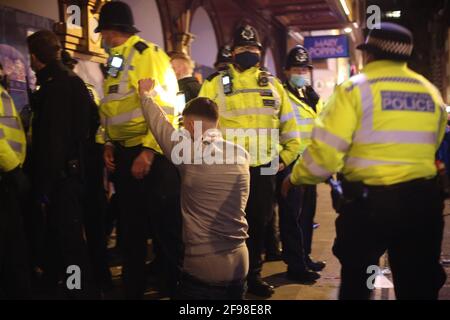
top-left (285, 45), bottom-right (312, 69)
top-left (232, 25), bottom-right (262, 50)
top-left (95, 1), bottom-right (140, 34)
top-left (357, 22), bottom-right (413, 61)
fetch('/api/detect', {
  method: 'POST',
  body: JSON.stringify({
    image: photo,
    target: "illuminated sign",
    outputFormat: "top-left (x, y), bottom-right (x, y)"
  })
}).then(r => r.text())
top-left (304, 35), bottom-right (350, 59)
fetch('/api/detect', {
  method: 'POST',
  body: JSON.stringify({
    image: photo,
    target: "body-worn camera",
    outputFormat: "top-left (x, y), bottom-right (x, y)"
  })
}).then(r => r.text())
top-left (222, 73), bottom-right (233, 95)
top-left (106, 55), bottom-right (125, 78)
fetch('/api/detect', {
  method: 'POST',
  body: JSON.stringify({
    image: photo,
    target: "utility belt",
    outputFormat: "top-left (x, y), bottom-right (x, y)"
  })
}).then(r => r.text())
top-left (329, 175), bottom-right (439, 213)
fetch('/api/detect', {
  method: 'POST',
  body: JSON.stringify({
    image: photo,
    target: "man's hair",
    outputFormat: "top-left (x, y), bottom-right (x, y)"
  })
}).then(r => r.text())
top-left (170, 52), bottom-right (195, 70)
top-left (182, 97), bottom-right (219, 122)
top-left (27, 30), bottom-right (62, 64)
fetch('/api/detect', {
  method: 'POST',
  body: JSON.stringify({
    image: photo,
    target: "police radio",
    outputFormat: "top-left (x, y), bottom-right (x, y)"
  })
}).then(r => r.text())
top-left (222, 73), bottom-right (233, 95)
top-left (106, 54), bottom-right (125, 78)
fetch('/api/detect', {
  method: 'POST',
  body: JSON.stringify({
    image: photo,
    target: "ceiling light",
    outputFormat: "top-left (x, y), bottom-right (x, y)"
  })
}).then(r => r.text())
top-left (385, 11), bottom-right (401, 18)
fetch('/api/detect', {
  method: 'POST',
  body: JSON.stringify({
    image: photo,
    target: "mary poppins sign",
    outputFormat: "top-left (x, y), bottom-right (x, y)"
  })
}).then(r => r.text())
top-left (304, 35), bottom-right (350, 60)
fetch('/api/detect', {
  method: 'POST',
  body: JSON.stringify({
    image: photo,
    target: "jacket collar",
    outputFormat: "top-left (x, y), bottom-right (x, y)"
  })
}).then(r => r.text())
top-left (178, 76), bottom-right (198, 84)
top-left (35, 60), bottom-right (67, 85)
top-left (362, 60), bottom-right (407, 73)
top-left (110, 35), bottom-right (141, 55)
top-left (228, 64), bottom-right (259, 77)
top-left (285, 81), bottom-right (302, 100)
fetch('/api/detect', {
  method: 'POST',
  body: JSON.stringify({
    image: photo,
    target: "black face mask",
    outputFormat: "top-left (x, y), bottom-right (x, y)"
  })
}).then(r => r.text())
top-left (234, 52), bottom-right (260, 70)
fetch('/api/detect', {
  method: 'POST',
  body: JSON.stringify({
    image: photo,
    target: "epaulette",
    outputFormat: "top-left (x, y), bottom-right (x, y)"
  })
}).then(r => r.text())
top-left (134, 41), bottom-right (149, 54)
top-left (206, 71), bottom-right (221, 82)
top-left (259, 67), bottom-right (273, 77)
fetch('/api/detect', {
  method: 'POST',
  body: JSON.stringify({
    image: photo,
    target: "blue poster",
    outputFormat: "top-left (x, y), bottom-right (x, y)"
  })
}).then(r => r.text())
top-left (304, 35), bottom-right (350, 60)
top-left (0, 5), bottom-right (54, 112)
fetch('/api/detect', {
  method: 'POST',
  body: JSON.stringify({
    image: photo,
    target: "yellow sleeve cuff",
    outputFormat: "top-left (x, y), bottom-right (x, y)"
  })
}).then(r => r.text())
top-left (279, 150), bottom-right (296, 168)
top-left (290, 157), bottom-right (325, 186)
top-left (142, 132), bottom-right (162, 154)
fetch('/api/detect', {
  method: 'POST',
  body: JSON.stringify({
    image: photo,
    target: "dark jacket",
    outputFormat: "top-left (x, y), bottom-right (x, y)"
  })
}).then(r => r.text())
top-left (178, 76), bottom-right (201, 103)
top-left (31, 61), bottom-right (98, 195)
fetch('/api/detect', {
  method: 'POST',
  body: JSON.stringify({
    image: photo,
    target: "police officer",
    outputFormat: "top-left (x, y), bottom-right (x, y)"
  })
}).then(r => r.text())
top-left (199, 25), bottom-right (301, 297)
top-left (214, 45), bottom-right (233, 72)
top-left (95, 1), bottom-right (182, 299)
top-left (0, 63), bottom-right (31, 299)
top-left (170, 52), bottom-right (201, 103)
top-left (277, 45), bottom-right (326, 282)
top-left (282, 23), bottom-right (448, 300)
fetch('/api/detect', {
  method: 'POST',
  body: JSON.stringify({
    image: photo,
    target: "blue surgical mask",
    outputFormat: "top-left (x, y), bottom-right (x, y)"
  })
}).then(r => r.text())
top-left (290, 74), bottom-right (310, 88)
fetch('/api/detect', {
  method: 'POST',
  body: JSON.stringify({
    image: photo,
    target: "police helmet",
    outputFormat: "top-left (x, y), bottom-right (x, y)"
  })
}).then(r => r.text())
top-left (95, 1), bottom-right (140, 34)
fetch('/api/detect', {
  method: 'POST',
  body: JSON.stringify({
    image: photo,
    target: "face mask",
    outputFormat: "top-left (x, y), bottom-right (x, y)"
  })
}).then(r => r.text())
top-left (290, 74), bottom-right (310, 88)
top-left (234, 52), bottom-right (260, 70)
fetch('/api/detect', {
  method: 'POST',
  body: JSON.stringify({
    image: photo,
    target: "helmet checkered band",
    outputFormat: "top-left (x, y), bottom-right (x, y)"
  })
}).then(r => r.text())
top-left (367, 36), bottom-right (413, 56)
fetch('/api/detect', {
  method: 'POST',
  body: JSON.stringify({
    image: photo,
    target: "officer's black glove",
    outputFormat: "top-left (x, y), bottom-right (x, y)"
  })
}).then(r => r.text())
top-left (304, 86), bottom-right (320, 108)
top-left (3, 166), bottom-right (30, 200)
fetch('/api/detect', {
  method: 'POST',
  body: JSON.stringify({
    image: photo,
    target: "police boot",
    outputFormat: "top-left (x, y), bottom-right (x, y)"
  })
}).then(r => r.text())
top-left (286, 268), bottom-right (321, 284)
top-left (306, 256), bottom-right (326, 272)
top-left (247, 276), bottom-right (275, 298)
top-left (265, 249), bottom-right (283, 262)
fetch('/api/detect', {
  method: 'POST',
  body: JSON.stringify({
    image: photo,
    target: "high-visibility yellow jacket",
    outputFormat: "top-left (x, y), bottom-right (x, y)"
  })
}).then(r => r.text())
top-left (0, 86), bottom-right (26, 172)
top-left (84, 82), bottom-right (106, 145)
top-left (291, 60), bottom-right (447, 186)
top-left (285, 85), bottom-right (324, 155)
top-left (100, 35), bottom-right (178, 152)
top-left (199, 64), bottom-right (301, 167)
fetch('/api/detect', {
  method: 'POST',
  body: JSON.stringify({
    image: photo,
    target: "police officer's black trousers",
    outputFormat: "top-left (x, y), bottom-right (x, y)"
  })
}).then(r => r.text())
top-left (246, 166), bottom-right (276, 280)
top-left (276, 165), bottom-right (308, 271)
top-left (114, 146), bottom-right (182, 299)
top-left (0, 179), bottom-right (32, 299)
top-left (264, 208), bottom-right (280, 257)
top-left (299, 185), bottom-right (317, 258)
top-left (332, 178), bottom-right (447, 300)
